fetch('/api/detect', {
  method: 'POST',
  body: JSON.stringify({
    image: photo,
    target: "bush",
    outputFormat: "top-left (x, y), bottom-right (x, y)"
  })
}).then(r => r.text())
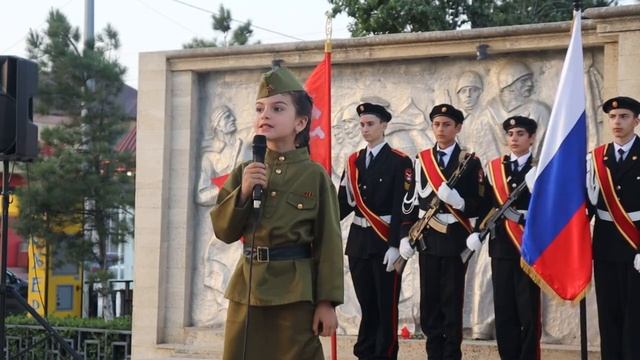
top-left (5, 315), bottom-right (131, 359)
top-left (5, 314), bottom-right (131, 330)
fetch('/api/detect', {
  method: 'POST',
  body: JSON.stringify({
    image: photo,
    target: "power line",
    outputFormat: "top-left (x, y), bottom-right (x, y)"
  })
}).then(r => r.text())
top-left (1, 0), bottom-right (76, 54)
top-left (170, 0), bottom-right (304, 41)
top-left (135, 0), bottom-right (200, 35)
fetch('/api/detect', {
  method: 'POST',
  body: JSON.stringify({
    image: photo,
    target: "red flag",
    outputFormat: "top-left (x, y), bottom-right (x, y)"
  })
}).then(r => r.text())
top-left (305, 52), bottom-right (332, 172)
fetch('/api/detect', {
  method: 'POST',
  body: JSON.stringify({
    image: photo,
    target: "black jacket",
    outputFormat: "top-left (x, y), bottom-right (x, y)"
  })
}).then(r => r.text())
top-left (339, 143), bottom-right (413, 257)
top-left (477, 155), bottom-right (533, 259)
top-left (590, 136), bottom-right (640, 262)
top-left (403, 144), bottom-right (484, 257)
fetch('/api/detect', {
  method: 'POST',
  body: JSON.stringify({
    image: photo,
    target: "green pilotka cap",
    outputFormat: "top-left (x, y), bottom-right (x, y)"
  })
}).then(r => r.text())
top-left (256, 67), bottom-right (305, 100)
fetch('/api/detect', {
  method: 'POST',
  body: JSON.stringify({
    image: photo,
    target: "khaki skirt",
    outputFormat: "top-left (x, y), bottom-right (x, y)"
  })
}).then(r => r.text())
top-left (223, 300), bottom-right (324, 360)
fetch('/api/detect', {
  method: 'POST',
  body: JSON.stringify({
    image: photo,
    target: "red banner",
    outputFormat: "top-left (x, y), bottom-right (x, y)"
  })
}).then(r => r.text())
top-left (305, 52), bottom-right (332, 172)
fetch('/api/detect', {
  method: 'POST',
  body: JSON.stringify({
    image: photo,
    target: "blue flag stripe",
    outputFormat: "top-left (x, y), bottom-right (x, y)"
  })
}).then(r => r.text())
top-left (522, 111), bottom-right (587, 264)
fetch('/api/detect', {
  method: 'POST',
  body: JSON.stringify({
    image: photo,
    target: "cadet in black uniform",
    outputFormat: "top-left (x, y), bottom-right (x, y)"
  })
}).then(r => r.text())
top-left (339, 102), bottom-right (413, 360)
top-left (586, 96), bottom-right (640, 360)
top-left (466, 116), bottom-right (541, 360)
top-left (400, 104), bottom-right (483, 360)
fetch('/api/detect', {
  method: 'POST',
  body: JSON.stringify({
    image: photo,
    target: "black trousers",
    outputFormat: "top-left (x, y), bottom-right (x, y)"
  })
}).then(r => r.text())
top-left (419, 252), bottom-right (466, 360)
top-left (491, 258), bottom-right (541, 360)
top-left (349, 255), bottom-right (401, 360)
top-left (594, 260), bottom-right (640, 360)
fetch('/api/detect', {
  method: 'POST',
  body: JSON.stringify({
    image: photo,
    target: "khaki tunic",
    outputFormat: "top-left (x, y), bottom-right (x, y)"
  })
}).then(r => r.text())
top-left (211, 148), bottom-right (344, 360)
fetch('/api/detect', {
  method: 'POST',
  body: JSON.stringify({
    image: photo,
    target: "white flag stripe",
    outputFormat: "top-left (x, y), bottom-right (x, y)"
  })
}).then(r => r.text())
top-left (536, 13), bottom-right (585, 176)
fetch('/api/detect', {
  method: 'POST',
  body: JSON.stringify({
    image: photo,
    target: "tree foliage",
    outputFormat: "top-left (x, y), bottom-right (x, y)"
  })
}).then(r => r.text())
top-left (329, 0), bottom-right (615, 36)
top-left (182, 4), bottom-right (254, 48)
top-left (16, 9), bottom-right (134, 319)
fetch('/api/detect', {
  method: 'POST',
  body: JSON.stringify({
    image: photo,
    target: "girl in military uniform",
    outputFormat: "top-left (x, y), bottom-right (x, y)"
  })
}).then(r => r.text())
top-left (211, 66), bottom-right (344, 360)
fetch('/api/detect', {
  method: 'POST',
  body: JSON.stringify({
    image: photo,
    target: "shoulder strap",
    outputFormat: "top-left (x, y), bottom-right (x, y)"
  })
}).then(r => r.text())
top-left (346, 152), bottom-right (390, 241)
top-left (592, 145), bottom-right (640, 250)
top-left (418, 148), bottom-right (472, 233)
top-left (487, 157), bottom-right (524, 251)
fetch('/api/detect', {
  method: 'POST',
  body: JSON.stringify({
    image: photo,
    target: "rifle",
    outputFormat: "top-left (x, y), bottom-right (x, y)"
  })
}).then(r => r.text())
top-left (393, 151), bottom-right (476, 274)
top-left (460, 180), bottom-right (527, 265)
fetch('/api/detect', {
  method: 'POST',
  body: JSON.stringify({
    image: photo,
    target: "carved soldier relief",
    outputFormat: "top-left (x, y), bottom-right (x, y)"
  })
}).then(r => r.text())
top-left (191, 50), bottom-right (604, 343)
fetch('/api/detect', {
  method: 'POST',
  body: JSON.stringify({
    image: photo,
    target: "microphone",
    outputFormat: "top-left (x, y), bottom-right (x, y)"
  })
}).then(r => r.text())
top-left (252, 135), bottom-right (267, 209)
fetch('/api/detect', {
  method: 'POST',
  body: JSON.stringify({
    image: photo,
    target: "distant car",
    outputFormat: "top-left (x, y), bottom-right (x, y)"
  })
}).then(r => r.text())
top-left (5, 269), bottom-right (28, 315)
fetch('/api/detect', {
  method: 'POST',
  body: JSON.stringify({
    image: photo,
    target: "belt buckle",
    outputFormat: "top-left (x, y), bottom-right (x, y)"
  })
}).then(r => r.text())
top-left (256, 246), bottom-right (269, 262)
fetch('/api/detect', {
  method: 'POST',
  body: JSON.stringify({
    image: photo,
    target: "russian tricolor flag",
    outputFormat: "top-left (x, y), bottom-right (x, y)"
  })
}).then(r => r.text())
top-left (521, 12), bottom-right (592, 301)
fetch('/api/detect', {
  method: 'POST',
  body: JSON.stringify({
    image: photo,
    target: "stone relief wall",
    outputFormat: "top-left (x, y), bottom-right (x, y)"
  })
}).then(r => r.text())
top-left (190, 49), bottom-right (605, 345)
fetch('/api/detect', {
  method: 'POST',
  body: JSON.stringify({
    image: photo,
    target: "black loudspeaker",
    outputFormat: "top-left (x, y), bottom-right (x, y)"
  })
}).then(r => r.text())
top-left (0, 56), bottom-right (38, 161)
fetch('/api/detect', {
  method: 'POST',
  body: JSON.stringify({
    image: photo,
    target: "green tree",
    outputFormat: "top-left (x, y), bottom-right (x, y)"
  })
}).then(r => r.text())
top-left (16, 9), bottom-right (134, 319)
top-left (182, 4), bottom-right (254, 48)
top-left (329, 0), bottom-right (614, 35)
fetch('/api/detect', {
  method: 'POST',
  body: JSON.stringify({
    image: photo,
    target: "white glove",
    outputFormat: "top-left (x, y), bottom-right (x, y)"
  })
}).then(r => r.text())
top-left (437, 183), bottom-right (465, 210)
top-left (399, 237), bottom-right (415, 260)
top-left (383, 247), bottom-right (401, 272)
top-left (634, 254), bottom-right (640, 273)
top-left (525, 166), bottom-right (537, 192)
top-left (466, 232), bottom-right (482, 252)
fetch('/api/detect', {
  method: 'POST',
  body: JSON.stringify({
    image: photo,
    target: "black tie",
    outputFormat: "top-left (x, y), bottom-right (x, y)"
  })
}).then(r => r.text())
top-left (367, 151), bottom-right (374, 168)
top-left (511, 159), bottom-right (519, 174)
top-left (437, 151), bottom-right (446, 168)
top-left (617, 148), bottom-right (625, 165)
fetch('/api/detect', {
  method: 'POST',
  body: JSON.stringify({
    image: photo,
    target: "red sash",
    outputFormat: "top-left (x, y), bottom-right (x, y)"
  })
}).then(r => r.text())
top-left (347, 151), bottom-right (390, 241)
top-left (592, 145), bottom-right (640, 250)
top-left (487, 157), bottom-right (524, 251)
top-left (417, 148), bottom-right (472, 233)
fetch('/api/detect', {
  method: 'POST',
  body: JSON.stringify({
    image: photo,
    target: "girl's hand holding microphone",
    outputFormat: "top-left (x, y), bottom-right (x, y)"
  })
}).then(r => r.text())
top-left (239, 162), bottom-right (268, 204)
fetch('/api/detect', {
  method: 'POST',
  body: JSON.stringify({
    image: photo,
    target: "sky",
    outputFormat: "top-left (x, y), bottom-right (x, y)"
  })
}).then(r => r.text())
top-left (1, 0), bottom-right (352, 88)
top-left (3, 1), bottom-right (638, 89)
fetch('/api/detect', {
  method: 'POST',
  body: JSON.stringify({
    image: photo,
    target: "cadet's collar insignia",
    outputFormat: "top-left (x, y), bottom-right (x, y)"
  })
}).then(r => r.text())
top-left (404, 168), bottom-right (413, 190)
top-left (404, 168), bottom-right (413, 182)
top-left (359, 105), bottom-right (364, 112)
top-left (633, 155), bottom-right (638, 161)
top-left (603, 156), bottom-right (608, 160)
top-left (303, 191), bottom-right (314, 198)
top-left (510, 118), bottom-right (516, 125)
top-left (612, 100), bottom-right (618, 108)
top-left (441, 106), bottom-right (448, 112)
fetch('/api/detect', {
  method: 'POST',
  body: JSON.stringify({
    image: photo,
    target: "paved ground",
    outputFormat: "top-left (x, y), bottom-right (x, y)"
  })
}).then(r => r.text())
top-left (163, 331), bottom-right (601, 359)
top-left (321, 336), bottom-right (601, 360)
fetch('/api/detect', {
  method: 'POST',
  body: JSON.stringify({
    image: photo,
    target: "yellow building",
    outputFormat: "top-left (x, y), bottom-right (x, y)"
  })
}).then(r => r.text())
top-left (27, 242), bottom-right (83, 317)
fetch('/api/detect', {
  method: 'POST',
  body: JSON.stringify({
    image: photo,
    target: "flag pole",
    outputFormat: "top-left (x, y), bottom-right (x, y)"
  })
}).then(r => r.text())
top-left (323, 12), bottom-right (338, 360)
top-left (580, 298), bottom-right (588, 360)
top-left (572, 2), bottom-right (588, 358)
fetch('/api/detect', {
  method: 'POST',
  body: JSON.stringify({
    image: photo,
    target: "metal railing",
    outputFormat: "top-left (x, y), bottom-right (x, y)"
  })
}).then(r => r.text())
top-left (86, 280), bottom-right (133, 318)
top-left (5, 325), bottom-right (131, 359)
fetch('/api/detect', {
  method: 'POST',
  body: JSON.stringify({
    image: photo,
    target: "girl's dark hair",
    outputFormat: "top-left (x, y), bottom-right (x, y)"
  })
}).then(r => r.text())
top-left (287, 90), bottom-right (313, 149)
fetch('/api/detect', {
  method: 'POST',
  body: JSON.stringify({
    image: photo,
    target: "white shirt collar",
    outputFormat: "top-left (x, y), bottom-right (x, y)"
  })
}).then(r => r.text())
top-left (367, 141), bottom-right (387, 158)
top-left (436, 143), bottom-right (457, 167)
top-left (613, 136), bottom-right (637, 155)
top-left (437, 143), bottom-right (456, 157)
top-left (509, 150), bottom-right (532, 169)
